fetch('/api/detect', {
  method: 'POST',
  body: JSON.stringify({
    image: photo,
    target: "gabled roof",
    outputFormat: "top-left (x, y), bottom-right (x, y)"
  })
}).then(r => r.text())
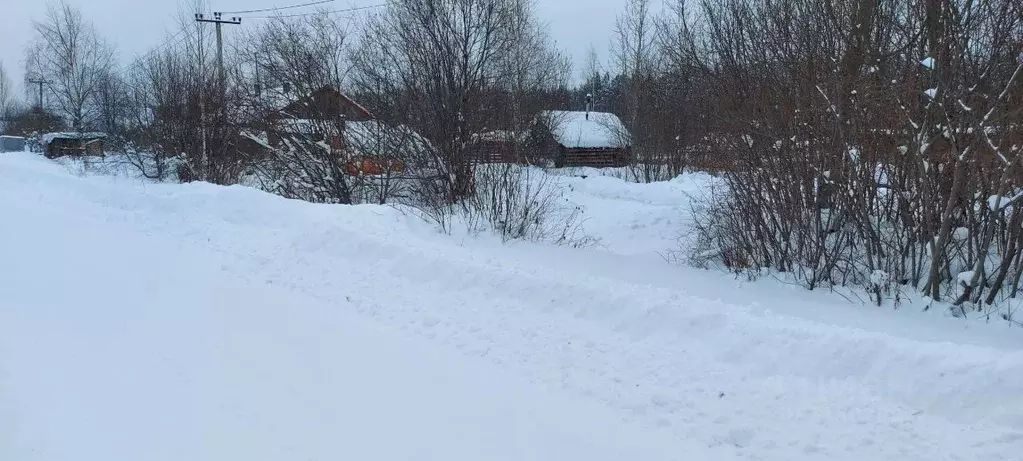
top-left (280, 85), bottom-right (375, 120)
top-left (344, 120), bottom-right (432, 154)
top-left (472, 130), bottom-right (526, 143)
top-left (331, 89), bottom-right (374, 120)
top-left (541, 110), bottom-right (630, 149)
top-left (251, 118), bottom-right (432, 156)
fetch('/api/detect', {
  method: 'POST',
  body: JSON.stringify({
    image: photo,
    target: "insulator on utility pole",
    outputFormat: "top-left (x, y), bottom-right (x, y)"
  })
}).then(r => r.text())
top-left (195, 11), bottom-right (241, 99)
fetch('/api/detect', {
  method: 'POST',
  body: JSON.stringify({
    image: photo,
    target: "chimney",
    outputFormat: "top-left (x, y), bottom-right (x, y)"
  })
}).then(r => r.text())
top-left (585, 93), bottom-right (592, 120)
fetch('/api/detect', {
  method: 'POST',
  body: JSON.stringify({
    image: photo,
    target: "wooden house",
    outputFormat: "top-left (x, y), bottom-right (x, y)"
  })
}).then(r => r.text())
top-left (539, 110), bottom-right (631, 167)
top-left (41, 132), bottom-right (106, 158)
top-left (279, 85), bottom-right (375, 122)
top-left (242, 85), bottom-right (427, 177)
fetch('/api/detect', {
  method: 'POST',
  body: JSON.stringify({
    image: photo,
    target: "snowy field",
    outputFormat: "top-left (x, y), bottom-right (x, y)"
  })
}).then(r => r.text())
top-left (3, 152), bottom-right (1023, 460)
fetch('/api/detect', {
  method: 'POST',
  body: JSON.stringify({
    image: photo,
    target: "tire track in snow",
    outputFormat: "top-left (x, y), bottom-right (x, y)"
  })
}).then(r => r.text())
top-left (5, 157), bottom-right (1023, 460)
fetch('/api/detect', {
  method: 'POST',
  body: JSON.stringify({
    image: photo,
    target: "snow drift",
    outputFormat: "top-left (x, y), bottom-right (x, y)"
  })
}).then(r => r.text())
top-left (2, 152), bottom-right (1023, 461)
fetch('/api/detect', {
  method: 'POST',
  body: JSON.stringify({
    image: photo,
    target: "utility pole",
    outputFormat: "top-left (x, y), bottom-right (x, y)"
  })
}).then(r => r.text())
top-left (27, 78), bottom-right (51, 109)
top-left (194, 12), bottom-right (240, 182)
top-left (195, 13), bottom-right (241, 104)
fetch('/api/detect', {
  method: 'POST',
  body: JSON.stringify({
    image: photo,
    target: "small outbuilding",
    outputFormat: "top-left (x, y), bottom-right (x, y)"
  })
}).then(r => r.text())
top-left (472, 130), bottom-right (530, 164)
top-left (41, 132), bottom-right (107, 158)
top-left (0, 135), bottom-right (26, 153)
top-left (539, 110), bottom-right (631, 167)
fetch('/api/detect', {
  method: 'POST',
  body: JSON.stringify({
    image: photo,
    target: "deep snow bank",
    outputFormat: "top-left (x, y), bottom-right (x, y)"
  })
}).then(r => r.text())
top-left (2, 152), bottom-right (1023, 461)
top-left (0, 153), bottom-right (696, 461)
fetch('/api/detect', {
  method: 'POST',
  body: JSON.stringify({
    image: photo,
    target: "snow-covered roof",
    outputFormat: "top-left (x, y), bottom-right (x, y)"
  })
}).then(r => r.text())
top-left (344, 120), bottom-right (431, 154)
top-left (275, 118), bottom-right (323, 134)
top-left (541, 110), bottom-right (630, 149)
top-left (259, 118), bottom-right (432, 157)
top-left (41, 132), bottom-right (107, 145)
top-left (472, 130), bottom-right (526, 143)
top-left (271, 85), bottom-right (375, 120)
top-left (241, 130), bottom-right (274, 150)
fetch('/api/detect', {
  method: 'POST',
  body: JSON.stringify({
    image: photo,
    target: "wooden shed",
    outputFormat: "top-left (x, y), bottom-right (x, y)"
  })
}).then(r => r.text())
top-left (472, 130), bottom-right (529, 164)
top-left (540, 110), bottom-right (632, 167)
top-left (41, 132), bottom-right (107, 158)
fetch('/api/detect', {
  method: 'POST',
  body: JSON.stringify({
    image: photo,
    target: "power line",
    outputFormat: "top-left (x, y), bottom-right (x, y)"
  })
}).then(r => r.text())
top-left (114, 27), bottom-right (189, 75)
top-left (107, 2), bottom-right (385, 80)
top-left (240, 3), bottom-right (385, 19)
top-left (219, 0), bottom-right (336, 15)
top-left (137, 28), bottom-right (188, 60)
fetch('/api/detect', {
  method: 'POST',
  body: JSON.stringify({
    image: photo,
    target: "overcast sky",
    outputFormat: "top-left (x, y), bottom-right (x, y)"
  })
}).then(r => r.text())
top-left (1, 0), bottom-right (641, 101)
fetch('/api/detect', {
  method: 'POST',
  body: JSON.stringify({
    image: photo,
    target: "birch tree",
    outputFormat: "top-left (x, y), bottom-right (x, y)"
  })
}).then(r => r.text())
top-left (29, 1), bottom-right (114, 130)
top-left (0, 61), bottom-right (12, 115)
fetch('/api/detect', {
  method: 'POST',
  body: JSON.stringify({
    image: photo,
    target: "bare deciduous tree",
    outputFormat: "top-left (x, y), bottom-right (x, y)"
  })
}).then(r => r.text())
top-left (121, 2), bottom-right (246, 185)
top-left (0, 61), bottom-right (12, 116)
top-left (607, 0), bottom-right (698, 183)
top-left (124, 42), bottom-right (193, 180)
top-left (234, 12), bottom-right (356, 202)
top-left (613, 0), bottom-right (654, 126)
top-left (29, 1), bottom-right (115, 130)
top-left (95, 70), bottom-right (129, 142)
top-left (355, 0), bottom-right (517, 205)
top-left (672, 0), bottom-right (1023, 315)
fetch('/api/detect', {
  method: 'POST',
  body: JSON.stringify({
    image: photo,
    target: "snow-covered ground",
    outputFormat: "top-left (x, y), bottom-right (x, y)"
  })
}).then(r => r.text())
top-left (549, 166), bottom-right (704, 257)
top-left (2, 152), bottom-right (1023, 460)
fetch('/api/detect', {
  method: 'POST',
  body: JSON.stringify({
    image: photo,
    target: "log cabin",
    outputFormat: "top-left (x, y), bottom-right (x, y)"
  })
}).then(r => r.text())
top-left (540, 110), bottom-right (632, 167)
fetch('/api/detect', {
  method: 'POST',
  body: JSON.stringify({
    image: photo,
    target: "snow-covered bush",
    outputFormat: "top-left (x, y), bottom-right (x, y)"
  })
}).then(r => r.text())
top-left (466, 164), bottom-right (594, 246)
top-left (679, 0), bottom-right (1023, 317)
top-left (410, 163), bottom-right (596, 247)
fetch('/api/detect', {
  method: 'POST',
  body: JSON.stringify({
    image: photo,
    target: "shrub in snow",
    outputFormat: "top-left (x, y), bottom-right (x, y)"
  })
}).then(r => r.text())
top-left (416, 163), bottom-right (596, 247)
top-left (869, 270), bottom-right (894, 307)
top-left (957, 271), bottom-right (976, 287)
top-left (671, 0), bottom-right (1023, 321)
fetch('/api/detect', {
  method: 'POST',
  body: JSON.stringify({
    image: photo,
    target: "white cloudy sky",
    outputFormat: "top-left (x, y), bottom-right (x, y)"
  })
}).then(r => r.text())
top-left (1, 0), bottom-right (643, 100)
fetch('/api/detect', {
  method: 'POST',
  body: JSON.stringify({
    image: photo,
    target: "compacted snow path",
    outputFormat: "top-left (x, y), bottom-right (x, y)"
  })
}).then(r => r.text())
top-left (0, 157), bottom-right (696, 461)
top-left (2, 153), bottom-right (1023, 460)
